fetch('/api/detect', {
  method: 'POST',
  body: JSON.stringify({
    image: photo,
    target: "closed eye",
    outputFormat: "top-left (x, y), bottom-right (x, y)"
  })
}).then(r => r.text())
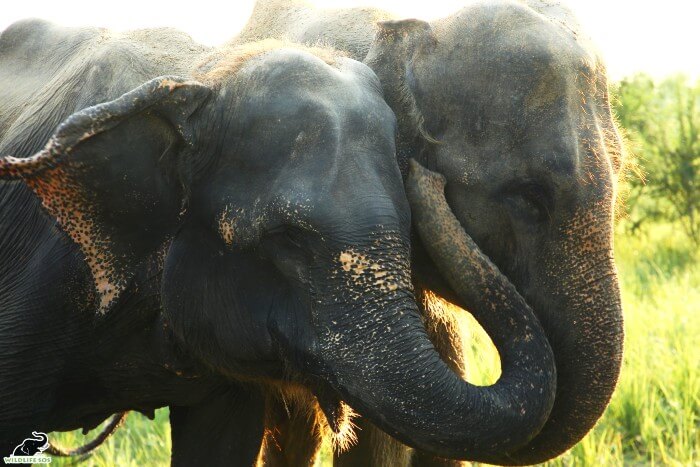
top-left (501, 182), bottom-right (553, 224)
top-left (263, 226), bottom-right (306, 250)
top-left (261, 226), bottom-right (311, 284)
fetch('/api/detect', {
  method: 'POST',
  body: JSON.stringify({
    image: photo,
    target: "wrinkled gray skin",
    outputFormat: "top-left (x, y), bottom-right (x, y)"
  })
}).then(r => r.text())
top-left (1, 19), bottom-right (557, 466)
top-left (236, 0), bottom-right (625, 465)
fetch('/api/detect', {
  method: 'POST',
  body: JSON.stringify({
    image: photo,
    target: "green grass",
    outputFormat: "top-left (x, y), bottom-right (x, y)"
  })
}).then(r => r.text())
top-left (48, 409), bottom-right (171, 467)
top-left (46, 223), bottom-right (699, 466)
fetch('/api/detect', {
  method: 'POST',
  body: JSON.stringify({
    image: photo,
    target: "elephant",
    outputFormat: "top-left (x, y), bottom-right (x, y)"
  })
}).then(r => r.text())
top-left (11, 431), bottom-right (48, 456)
top-left (0, 19), bottom-right (557, 465)
top-left (235, 0), bottom-right (626, 465)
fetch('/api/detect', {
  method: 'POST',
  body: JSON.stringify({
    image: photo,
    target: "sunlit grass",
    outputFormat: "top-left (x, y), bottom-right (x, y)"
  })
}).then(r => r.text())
top-left (48, 409), bottom-right (171, 466)
top-left (46, 223), bottom-right (699, 466)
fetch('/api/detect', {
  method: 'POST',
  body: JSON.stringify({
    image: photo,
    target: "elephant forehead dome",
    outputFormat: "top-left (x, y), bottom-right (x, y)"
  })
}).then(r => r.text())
top-left (430, 0), bottom-right (599, 84)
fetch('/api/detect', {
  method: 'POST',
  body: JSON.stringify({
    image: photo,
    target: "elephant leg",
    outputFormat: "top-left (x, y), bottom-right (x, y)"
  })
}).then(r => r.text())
top-left (170, 384), bottom-right (265, 467)
top-left (259, 391), bottom-right (324, 467)
top-left (334, 289), bottom-right (467, 467)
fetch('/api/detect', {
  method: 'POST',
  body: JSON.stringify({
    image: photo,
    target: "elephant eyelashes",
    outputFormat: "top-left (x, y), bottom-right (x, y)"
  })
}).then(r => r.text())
top-left (502, 182), bottom-right (553, 224)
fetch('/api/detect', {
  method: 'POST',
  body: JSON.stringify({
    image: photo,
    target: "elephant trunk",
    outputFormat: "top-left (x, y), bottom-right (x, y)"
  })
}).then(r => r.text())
top-left (501, 276), bottom-right (623, 464)
top-left (497, 210), bottom-right (624, 464)
top-left (407, 159), bottom-right (623, 464)
top-left (299, 162), bottom-right (556, 461)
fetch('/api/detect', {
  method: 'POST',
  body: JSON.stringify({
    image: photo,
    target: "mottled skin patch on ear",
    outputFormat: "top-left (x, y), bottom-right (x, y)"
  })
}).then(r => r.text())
top-left (23, 162), bottom-right (125, 312)
top-left (0, 76), bottom-right (207, 313)
top-left (0, 141), bottom-right (61, 178)
top-left (218, 205), bottom-right (235, 247)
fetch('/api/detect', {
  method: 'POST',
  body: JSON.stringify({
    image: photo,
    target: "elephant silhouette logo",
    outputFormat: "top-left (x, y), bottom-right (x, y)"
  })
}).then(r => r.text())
top-left (3, 431), bottom-right (52, 463)
top-left (12, 431), bottom-right (49, 456)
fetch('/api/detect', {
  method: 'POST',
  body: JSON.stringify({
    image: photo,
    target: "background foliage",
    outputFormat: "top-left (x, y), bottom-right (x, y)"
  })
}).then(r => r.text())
top-left (47, 74), bottom-right (700, 466)
top-left (613, 74), bottom-right (700, 246)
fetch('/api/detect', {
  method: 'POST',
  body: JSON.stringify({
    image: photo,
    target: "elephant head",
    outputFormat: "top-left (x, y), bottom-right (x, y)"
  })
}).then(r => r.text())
top-left (364, 1), bottom-right (624, 464)
top-left (1, 43), bottom-right (555, 459)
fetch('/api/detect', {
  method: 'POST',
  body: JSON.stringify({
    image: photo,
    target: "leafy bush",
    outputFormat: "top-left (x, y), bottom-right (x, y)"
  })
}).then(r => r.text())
top-left (612, 74), bottom-right (700, 245)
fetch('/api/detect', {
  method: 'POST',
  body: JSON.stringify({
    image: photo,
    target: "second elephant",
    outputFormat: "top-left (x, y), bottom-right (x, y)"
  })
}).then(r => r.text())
top-left (236, 0), bottom-right (626, 465)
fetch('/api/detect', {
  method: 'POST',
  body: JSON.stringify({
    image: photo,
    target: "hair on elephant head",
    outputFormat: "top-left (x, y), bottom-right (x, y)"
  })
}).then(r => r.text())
top-left (0, 36), bottom-right (559, 460)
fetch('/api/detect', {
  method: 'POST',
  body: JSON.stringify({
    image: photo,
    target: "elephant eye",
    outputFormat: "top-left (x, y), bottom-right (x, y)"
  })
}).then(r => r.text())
top-left (503, 182), bottom-right (553, 224)
top-left (263, 226), bottom-right (305, 250)
top-left (282, 228), bottom-right (304, 249)
top-left (260, 226), bottom-right (311, 284)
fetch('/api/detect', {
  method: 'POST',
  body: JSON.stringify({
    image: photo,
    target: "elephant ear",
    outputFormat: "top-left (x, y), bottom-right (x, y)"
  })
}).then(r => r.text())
top-left (365, 19), bottom-right (438, 172)
top-left (0, 76), bottom-right (211, 312)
